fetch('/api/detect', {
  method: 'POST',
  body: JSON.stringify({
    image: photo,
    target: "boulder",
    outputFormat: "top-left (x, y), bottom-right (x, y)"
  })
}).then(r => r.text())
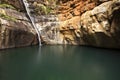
top-left (0, 8), bottom-right (38, 49)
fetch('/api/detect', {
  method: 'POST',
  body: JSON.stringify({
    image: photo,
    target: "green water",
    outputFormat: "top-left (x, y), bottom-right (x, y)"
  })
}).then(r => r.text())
top-left (0, 45), bottom-right (120, 80)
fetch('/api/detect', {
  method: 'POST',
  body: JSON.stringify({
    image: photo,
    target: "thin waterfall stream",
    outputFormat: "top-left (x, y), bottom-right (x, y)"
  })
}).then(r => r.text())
top-left (22, 0), bottom-right (42, 46)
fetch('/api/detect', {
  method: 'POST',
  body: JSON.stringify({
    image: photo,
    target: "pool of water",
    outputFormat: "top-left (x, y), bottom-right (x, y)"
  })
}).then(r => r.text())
top-left (0, 45), bottom-right (120, 80)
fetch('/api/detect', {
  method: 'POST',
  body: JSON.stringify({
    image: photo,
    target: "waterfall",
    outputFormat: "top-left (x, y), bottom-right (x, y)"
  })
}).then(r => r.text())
top-left (33, 14), bottom-right (60, 44)
top-left (22, 0), bottom-right (42, 46)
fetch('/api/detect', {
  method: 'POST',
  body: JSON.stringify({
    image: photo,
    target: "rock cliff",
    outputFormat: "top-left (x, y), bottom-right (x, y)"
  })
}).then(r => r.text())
top-left (57, 0), bottom-right (120, 48)
top-left (0, 5), bottom-right (38, 49)
top-left (0, 0), bottom-right (120, 49)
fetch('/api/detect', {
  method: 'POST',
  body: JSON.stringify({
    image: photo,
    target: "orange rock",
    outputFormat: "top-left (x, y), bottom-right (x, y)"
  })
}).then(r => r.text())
top-left (73, 9), bottom-right (80, 16)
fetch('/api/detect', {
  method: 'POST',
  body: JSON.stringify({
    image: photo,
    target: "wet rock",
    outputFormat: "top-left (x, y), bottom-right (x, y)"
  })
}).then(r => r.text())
top-left (0, 8), bottom-right (38, 49)
top-left (34, 15), bottom-right (61, 44)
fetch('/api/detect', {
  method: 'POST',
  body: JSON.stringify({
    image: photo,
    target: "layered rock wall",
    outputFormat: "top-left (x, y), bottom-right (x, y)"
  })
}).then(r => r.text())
top-left (0, 7), bottom-right (38, 49)
top-left (0, 0), bottom-right (120, 49)
top-left (57, 0), bottom-right (120, 48)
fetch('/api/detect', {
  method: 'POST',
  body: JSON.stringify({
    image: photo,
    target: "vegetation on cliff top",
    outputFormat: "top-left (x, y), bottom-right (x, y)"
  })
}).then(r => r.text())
top-left (28, 0), bottom-right (58, 15)
top-left (0, 4), bottom-right (16, 10)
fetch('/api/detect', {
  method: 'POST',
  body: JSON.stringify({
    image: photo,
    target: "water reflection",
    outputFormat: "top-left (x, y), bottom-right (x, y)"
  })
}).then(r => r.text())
top-left (0, 45), bottom-right (120, 80)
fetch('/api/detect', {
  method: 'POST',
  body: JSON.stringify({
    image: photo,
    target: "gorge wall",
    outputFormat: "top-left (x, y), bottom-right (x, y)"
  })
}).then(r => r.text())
top-left (0, 0), bottom-right (120, 49)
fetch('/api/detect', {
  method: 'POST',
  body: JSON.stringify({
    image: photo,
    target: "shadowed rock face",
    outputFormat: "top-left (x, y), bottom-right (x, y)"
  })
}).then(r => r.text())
top-left (0, 8), bottom-right (38, 49)
top-left (110, 9), bottom-right (120, 47)
top-left (0, 0), bottom-right (120, 49)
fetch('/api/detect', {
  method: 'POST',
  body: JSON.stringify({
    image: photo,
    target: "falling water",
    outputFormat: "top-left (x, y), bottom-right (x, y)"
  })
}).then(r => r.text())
top-left (35, 15), bottom-right (61, 44)
top-left (22, 0), bottom-right (42, 46)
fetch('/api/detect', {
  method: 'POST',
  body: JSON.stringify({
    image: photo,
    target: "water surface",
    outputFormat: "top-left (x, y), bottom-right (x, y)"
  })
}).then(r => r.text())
top-left (0, 45), bottom-right (120, 80)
